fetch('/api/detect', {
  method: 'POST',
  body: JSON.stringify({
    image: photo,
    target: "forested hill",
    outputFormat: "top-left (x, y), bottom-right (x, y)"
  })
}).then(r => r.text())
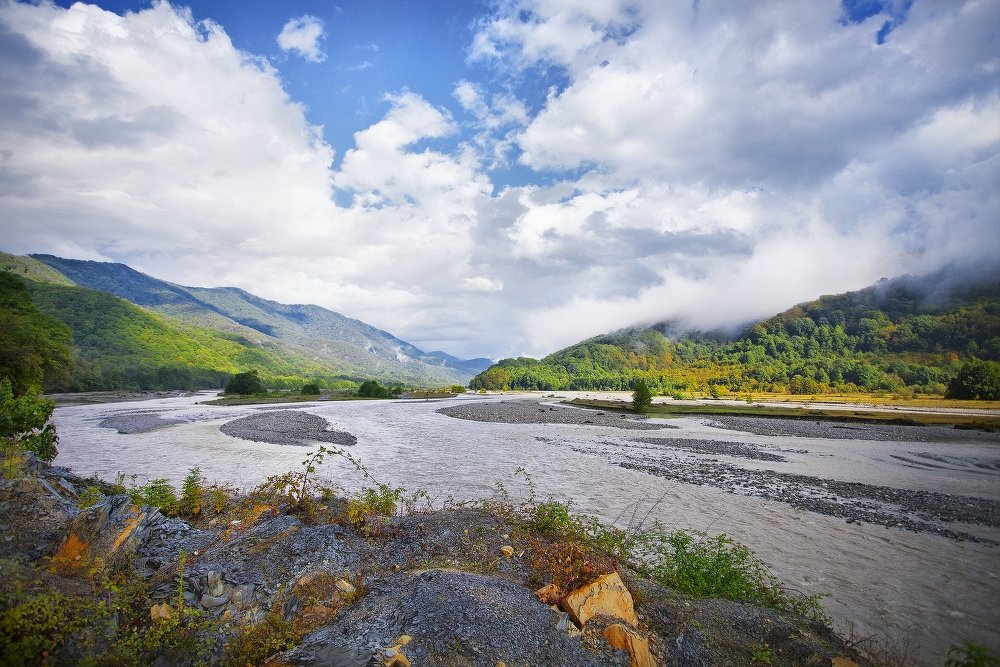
top-left (471, 272), bottom-right (1000, 396)
top-left (19, 253), bottom-right (489, 386)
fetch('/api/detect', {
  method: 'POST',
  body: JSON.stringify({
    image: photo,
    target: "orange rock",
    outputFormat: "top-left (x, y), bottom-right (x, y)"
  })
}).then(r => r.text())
top-left (535, 583), bottom-right (563, 605)
top-left (561, 572), bottom-right (638, 627)
top-left (149, 601), bottom-right (172, 623)
top-left (500, 545), bottom-right (515, 557)
top-left (604, 623), bottom-right (657, 667)
top-left (832, 659), bottom-right (859, 667)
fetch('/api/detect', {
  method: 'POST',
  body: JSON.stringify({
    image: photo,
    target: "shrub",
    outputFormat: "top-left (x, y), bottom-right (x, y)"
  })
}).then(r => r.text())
top-left (225, 370), bottom-right (265, 395)
top-left (78, 485), bottom-right (104, 509)
top-left (300, 382), bottom-right (322, 395)
top-left (129, 478), bottom-right (178, 515)
top-left (632, 379), bottom-right (653, 414)
top-left (178, 467), bottom-right (204, 517)
top-left (357, 379), bottom-right (390, 398)
top-left (640, 529), bottom-right (828, 622)
top-left (0, 378), bottom-right (58, 462)
top-left (946, 359), bottom-right (1000, 400)
top-left (347, 484), bottom-right (402, 535)
top-left (946, 642), bottom-right (1000, 667)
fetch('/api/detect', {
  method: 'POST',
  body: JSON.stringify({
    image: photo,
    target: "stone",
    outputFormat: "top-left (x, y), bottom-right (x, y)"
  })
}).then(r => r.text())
top-left (560, 572), bottom-right (638, 627)
top-left (150, 601), bottom-right (172, 622)
top-left (207, 569), bottom-right (225, 597)
top-left (500, 545), bottom-right (515, 557)
top-left (336, 578), bottom-right (357, 595)
top-left (201, 593), bottom-right (229, 608)
top-left (604, 623), bottom-right (656, 667)
top-left (832, 659), bottom-right (859, 667)
top-left (534, 583), bottom-right (563, 605)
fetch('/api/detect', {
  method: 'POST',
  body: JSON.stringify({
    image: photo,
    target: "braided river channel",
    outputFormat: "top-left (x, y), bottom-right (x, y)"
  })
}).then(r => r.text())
top-left (52, 392), bottom-right (1000, 664)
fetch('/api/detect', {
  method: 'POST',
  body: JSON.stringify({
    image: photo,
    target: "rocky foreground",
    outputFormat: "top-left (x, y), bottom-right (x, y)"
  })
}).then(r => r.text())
top-left (0, 454), bottom-right (871, 667)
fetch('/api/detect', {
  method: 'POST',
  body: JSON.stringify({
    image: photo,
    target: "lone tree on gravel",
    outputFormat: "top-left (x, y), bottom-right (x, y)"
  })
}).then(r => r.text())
top-left (632, 378), bottom-right (653, 414)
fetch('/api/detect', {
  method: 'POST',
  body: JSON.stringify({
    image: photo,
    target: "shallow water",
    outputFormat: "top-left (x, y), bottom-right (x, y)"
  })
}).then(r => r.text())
top-left (52, 392), bottom-right (1000, 664)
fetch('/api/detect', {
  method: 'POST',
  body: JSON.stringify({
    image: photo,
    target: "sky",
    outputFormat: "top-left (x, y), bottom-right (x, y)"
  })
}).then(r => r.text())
top-left (1, 0), bottom-right (998, 360)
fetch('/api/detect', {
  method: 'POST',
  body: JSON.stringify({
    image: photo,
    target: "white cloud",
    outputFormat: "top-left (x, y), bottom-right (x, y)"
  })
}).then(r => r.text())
top-left (0, 0), bottom-right (997, 362)
top-left (277, 15), bottom-right (326, 62)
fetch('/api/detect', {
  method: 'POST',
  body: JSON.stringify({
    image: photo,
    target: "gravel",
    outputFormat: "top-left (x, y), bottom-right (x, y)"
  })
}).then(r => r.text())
top-left (705, 415), bottom-right (1000, 443)
top-left (283, 569), bottom-right (626, 667)
top-left (562, 433), bottom-right (1000, 544)
top-left (631, 437), bottom-right (788, 462)
top-left (438, 400), bottom-right (674, 430)
top-left (219, 410), bottom-right (358, 447)
top-left (99, 412), bottom-right (183, 434)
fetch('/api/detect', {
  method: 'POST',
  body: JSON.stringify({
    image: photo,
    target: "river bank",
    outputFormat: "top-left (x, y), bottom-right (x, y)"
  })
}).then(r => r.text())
top-left (48, 392), bottom-right (1000, 663)
top-left (2, 453), bottom-right (868, 666)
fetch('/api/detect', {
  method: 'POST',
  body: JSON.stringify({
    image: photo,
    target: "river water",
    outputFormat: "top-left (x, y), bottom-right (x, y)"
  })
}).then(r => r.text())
top-left (51, 392), bottom-right (1000, 664)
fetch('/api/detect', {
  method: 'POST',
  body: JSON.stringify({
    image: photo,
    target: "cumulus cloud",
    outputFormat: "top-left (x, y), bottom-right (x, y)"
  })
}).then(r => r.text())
top-left (0, 0), bottom-right (996, 360)
top-left (277, 15), bottom-right (326, 62)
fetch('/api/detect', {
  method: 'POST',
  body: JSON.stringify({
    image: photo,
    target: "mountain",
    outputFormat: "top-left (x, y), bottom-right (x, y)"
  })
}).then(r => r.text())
top-left (3, 252), bottom-right (489, 389)
top-left (471, 271), bottom-right (1000, 395)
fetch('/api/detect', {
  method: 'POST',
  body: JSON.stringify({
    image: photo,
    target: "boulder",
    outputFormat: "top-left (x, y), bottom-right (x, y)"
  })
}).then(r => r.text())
top-left (535, 583), bottom-right (563, 606)
top-left (561, 572), bottom-right (638, 627)
top-left (500, 545), bottom-right (515, 557)
top-left (604, 623), bottom-right (656, 667)
top-left (832, 659), bottom-right (859, 667)
top-left (0, 474), bottom-right (79, 562)
top-left (150, 601), bottom-right (173, 623)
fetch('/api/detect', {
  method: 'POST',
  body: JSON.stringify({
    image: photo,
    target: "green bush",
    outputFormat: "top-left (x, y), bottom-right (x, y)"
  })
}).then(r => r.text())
top-left (129, 479), bottom-right (178, 515)
top-left (946, 642), bottom-right (999, 667)
top-left (78, 486), bottom-right (105, 509)
top-left (300, 382), bottom-right (322, 395)
top-left (640, 529), bottom-right (827, 622)
top-left (523, 501), bottom-right (579, 538)
top-left (177, 467), bottom-right (204, 517)
top-left (0, 378), bottom-right (58, 462)
top-left (632, 379), bottom-right (653, 414)
top-left (946, 359), bottom-right (1000, 400)
top-left (347, 483), bottom-right (402, 535)
top-left (225, 370), bottom-right (265, 395)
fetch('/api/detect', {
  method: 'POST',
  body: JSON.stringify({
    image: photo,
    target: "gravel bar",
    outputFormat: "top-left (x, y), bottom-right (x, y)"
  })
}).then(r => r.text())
top-left (437, 400), bottom-right (673, 430)
top-left (631, 437), bottom-right (788, 461)
top-left (705, 415), bottom-right (1000, 443)
top-left (562, 436), bottom-right (1000, 543)
top-left (220, 410), bottom-right (357, 447)
top-left (99, 412), bottom-right (183, 434)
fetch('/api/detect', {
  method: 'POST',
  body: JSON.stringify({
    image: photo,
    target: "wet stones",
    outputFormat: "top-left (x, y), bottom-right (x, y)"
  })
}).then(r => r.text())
top-left (220, 410), bottom-right (357, 446)
top-left (438, 400), bottom-right (671, 430)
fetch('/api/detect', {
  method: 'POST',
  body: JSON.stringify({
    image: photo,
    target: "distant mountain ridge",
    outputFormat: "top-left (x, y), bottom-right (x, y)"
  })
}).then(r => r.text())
top-left (18, 253), bottom-right (489, 386)
top-left (471, 270), bottom-right (1000, 394)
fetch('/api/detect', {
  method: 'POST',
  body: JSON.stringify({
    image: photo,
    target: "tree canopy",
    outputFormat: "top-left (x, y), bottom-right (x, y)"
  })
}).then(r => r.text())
top-left (225, 370), bottom-right (265, 395)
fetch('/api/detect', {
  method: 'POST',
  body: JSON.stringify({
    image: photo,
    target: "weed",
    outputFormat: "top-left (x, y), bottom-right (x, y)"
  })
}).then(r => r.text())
top-left (178, 467), bottom-right (205, 517)
top-left (1, 441), bottom-right (25, 480)
top-left (751, 644), bottom-right (775, 665)
top-left (346, 484), bottom-right (403, 536)
top-left (209, 486), bottom-right (229, 514)
top-left (221, 606), bottom-right (300, 667)
top-left (946, 642), bottom-right (1000, 667)
top-left (78, 485), bottom-right (104, 509)
top-left (128, 478), bottom-right (178, 515)
top-left (638, 529), bottom-right (829, 624)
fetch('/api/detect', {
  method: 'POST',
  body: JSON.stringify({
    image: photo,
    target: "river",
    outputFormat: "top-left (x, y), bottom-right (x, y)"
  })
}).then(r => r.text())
top-left (51, 392), bottom-right (1000, 664)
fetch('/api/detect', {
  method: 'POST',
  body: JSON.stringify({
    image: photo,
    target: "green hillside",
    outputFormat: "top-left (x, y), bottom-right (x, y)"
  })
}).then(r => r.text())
top-left (0, 272), bottom-right (73, 394)
top-left (0, 251), bottom-right (76, 287)
top-left (30, 254), bottom-right (490, 384)
top-left (471, 273), bottom-right (1000, 396)
top-left (2, 272), bottom-right (358, 392)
